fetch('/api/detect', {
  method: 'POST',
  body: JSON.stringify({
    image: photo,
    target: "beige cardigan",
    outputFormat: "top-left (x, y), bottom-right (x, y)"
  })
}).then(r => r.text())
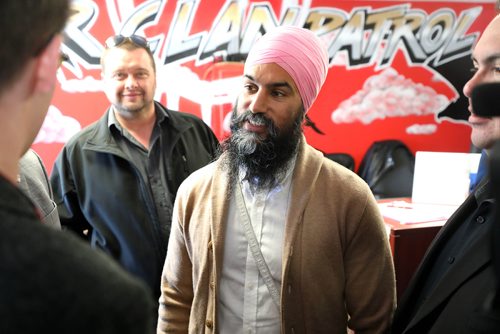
top-left (158, 137), bottom-right (396, 334)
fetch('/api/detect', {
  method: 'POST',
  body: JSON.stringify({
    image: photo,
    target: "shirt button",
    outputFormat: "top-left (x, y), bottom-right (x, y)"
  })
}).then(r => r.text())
top-left (288, 284), bottom-right (292, 294)
top-left (205, 319), bottom-right (213, 329)
top-left (476, 216), bottom-right (485, 224)
top-left (447, 256), bottom-right (455, 264)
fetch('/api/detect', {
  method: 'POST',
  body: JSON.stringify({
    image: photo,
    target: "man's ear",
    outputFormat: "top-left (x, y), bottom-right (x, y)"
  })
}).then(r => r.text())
top-left (33, 34), bottom-right (63, 94)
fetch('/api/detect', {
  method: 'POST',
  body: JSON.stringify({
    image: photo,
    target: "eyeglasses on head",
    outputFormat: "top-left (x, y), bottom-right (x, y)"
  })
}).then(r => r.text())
top-left (104, 35), bottom-right (150, 51)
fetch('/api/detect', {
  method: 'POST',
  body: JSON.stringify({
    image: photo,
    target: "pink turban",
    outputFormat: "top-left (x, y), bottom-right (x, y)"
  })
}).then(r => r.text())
top-left (244, 26), bottom-right (329, 112)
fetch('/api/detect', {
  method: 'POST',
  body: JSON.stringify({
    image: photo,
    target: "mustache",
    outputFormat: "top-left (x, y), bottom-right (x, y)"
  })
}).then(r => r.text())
top-left (230, 110), bottom-right (276, 135)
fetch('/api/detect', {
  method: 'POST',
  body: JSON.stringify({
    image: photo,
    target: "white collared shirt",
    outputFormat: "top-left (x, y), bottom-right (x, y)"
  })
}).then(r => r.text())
top-left (217, 162), bottom-right (295, 334)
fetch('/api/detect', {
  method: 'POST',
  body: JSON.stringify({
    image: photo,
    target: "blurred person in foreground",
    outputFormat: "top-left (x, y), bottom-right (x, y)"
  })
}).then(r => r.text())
top-left (392, 13), bottom-right (500, 334)
top-left (158, 26), bottom-right (396, 334)
top-left (50, 33), bottom-right (219, 312)
top-left (0, 1), bottom-right (154, 333)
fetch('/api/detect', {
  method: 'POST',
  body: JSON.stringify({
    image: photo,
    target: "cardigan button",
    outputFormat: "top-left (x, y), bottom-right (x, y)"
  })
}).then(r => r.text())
top-left (208, 241), bottom-right (213, 251)
top-left (205, 319), bottom-right (213, 329)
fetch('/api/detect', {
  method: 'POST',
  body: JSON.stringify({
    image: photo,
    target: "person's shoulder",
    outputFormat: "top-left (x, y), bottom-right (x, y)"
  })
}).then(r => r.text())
top-left (165, 107), bottom-right (210, 128)
top-left (75, 118), bottom-right (103, 139)
top-left (157, 103), bottom-right (216, 142)
top-left (54, 121), bottom-right (108, 167)
top-left (62, 111), bottom-right (108, 148)
top-left (20, 149), bottom-right (43, 166)
top-left (19, 149), bottom-right (46, 178)
top-left (60, 122), bottom-right (97, 149)
top-left (328, 159), bottom-right (371, 189)
top-left (303, 146), bottom-right (371, 196)
top-left (172, 109), bottom-right (202, 121)
top-left (304, 144), bottom-right (362, 181)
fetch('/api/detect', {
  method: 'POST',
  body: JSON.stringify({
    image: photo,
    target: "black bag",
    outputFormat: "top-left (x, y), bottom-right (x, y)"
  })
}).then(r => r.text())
top-left (358, 140), bottom-right (415, 199)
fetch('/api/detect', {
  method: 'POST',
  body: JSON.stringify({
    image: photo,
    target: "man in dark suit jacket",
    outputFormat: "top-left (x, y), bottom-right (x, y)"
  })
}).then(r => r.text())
top-left (392, 14), bottom-right (500, 334)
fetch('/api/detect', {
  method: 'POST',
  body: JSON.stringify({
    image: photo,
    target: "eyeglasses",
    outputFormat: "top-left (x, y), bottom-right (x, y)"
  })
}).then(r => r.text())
top-left (104, 35), bottom-right (150, 51)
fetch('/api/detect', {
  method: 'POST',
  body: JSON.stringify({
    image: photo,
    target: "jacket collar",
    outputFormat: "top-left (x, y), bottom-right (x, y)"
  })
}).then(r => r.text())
top-left (107, 101), bottom-right (169, 132)
top-left (83, 101), bottom-right (194, 155)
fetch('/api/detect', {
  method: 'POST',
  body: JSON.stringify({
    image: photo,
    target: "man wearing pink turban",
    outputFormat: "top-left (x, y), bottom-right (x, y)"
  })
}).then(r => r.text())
top-left (158, 26), bottom-right (396, 334)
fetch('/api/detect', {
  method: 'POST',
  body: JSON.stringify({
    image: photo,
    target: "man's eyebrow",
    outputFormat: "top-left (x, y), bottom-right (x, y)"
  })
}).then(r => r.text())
top-left (485, 53), bottom-right (500, 64)
top-left (110, 65), bottom-right (150, 73)
top-left (472, 53), bottom-right (500, 65)
top-left (243, 74), bottom-right (293, 90)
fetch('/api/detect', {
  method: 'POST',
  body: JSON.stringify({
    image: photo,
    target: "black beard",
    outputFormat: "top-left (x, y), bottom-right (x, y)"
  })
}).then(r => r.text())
top-left (219, 109), bottom-right (304, 195)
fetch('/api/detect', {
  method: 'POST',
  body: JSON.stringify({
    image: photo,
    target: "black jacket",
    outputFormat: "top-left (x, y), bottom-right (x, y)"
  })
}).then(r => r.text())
top-left (392, 179), bottom-right (500, 333)
top-left (50, 102), bottom-right (219, 302)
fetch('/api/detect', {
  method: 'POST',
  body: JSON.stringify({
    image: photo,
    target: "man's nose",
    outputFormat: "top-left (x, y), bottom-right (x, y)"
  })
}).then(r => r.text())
top-left (463, 71), bottom-right (481, 99)
top-left (125, 75), bottom-right (138, 88)
top-left (249, 90), bottom-right (269, 114)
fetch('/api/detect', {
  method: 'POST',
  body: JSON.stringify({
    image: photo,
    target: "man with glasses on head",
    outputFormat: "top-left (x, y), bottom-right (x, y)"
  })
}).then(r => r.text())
top-left (50, 33), bottom-right (219, 316)
top-left (0, 1), bottom-right (155, 333)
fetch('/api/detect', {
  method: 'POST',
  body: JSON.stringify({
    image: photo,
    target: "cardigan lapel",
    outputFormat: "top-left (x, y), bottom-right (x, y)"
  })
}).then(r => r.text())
top-left (282, 137), bottom-right (324, 267)
top-left (209, 161), bottom-right (232, 280)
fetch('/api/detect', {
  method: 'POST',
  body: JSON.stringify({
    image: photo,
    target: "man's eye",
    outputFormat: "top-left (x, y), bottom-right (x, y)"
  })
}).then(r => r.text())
top-left (244, 84), bottom-right (256, 92)
top-left (113, 73), bottom-right (126, 79)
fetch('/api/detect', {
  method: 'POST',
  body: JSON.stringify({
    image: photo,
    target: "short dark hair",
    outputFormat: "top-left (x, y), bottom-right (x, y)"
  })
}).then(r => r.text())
top-left (101, 39), bottom-right (157, 74)
top-left (0, 0), bottom-right (70, 92)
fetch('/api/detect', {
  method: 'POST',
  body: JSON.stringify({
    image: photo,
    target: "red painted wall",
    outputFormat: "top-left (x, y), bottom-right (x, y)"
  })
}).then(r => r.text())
top-left (33, 0), bottom-right (497, 173)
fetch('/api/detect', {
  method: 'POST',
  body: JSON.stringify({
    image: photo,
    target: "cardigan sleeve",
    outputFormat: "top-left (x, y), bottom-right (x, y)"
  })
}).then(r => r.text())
top-left (344, 189), bottom-right (396, 334)
top-left (157, 196), bottom-right (194, 333)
